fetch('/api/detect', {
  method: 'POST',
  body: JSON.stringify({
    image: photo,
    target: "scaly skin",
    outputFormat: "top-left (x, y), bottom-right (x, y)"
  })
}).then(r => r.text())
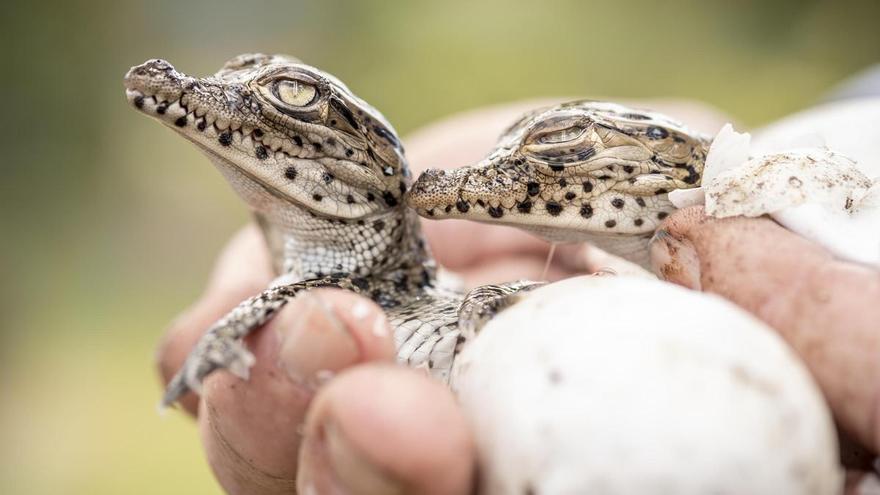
top-left (124, 54), bottom-right (539, 406)
top-left (407, 101), bottom-right (712, 267)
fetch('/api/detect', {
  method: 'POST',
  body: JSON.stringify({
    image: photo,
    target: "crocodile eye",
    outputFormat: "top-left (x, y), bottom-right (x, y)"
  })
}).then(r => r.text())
top-left (274, 80), bottom-right (317, 107)
top-left (537, 126), bottom-right (586, 144)
top-left (523, 122), bottom-right (597, 173)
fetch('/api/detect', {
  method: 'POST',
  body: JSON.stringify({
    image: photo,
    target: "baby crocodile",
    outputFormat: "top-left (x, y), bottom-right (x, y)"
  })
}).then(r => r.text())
top-left (124, 54), bottom-right (538, 406)
top-left (407, 101), bottom-right (711, 267)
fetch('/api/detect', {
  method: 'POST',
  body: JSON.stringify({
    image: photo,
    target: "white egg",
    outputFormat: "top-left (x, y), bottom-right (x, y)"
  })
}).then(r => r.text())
top-left (452, 276), bottom-right (841, 495)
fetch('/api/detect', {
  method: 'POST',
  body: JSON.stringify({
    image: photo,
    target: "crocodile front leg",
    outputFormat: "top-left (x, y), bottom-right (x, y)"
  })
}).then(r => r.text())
top-left (384, 282), bottom-right (545, 385)
top-left (388, 292), bottom-right (464, 383)
top-left (162, 276), bottom-right (360, 407)
top-left (457, 281), bottom-right (545, 339)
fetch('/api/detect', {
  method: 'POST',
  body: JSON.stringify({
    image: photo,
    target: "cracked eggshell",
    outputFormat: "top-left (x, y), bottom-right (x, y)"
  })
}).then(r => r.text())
top-left (704, 148), bottom-right (871, 218)
top-left (668, 123), bottom-right (749, 209)
top-left (452, 276), bottom-right (841, 495)
top-left (702, 146), bottom-right (880, 266)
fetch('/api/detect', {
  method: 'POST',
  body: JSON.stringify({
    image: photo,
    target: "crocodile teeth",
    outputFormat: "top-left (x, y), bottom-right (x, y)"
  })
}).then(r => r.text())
top-left (139, 96), bottom-right (156, 111)
top-left (280, 141), bottom-right (296, 155)
top-left (165, 101), bottom-right (186, 118)
top-left (267, 136), bottom-right (283, 150)
top-left (214, 116), bottom-right (230, 130)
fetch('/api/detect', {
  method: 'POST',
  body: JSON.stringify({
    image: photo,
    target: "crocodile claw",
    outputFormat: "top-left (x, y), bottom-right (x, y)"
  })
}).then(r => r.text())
top-left (160, 335), bottom-right (255, 409)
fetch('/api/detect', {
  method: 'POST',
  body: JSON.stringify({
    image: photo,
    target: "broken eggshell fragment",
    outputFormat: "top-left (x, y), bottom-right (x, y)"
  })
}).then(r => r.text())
top-left (669, 124), bottom-right (880, 267)
top-left (666, 123), bottom-right (748, 209)
top-left (704, 148), bottom-right (870, 218)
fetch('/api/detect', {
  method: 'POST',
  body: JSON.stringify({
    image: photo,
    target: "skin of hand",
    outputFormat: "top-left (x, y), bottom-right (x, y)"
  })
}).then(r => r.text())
top-left (652, 206), bottom-right (880, 491)
top-left (159, 226), bottom-right (475, 494)
top-left (154, 99), bottom-right (733, 494)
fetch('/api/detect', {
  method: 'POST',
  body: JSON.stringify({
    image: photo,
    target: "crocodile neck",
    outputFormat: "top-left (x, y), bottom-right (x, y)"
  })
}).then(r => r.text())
top-left (198, 142), bottom-right (436, 286)
top-left (257, 202), bottom-right (435, 281)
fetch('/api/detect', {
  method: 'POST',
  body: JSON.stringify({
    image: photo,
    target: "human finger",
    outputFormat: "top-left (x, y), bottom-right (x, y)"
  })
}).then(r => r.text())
top-left (198, 289), bottom-right (395, 495)
top-left (297, 364), bottom-right (475, 495)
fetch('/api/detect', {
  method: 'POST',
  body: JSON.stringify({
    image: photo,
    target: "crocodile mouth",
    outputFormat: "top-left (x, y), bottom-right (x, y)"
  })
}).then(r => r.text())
top-left (123, 86), bottom-right (255, 152)
top-left (124, 86), bottom-right (296, 196)
top-left (123, 58), bottom-right (411, 221)
top-left (123, 82), bottom-right (382, 220)
top-left (407, 166), bottom-right (535, 221)
top-left (407, 164), bottom-right (668, 238)
top-left (123, 85), bottom-right (311, 168)
top-left (123, 63), bottom-right (267, 159)
top-left (124, 59), bottom-right (331, 211)
top-left (124, 88), bottom-right (189, 127)
top-left (123, 61), bottom-right (267, 156)
top-left (123, 59), bottom-right (336, 165)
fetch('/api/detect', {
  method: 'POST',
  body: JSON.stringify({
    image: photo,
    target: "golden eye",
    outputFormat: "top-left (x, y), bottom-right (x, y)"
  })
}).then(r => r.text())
top-left (538, 126), bottom-right (586, 144)
top-left (274, 80), bottom-right (317, 107)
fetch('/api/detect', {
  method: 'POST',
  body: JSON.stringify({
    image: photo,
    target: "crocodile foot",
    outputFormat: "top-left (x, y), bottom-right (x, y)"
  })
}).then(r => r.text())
top-left (162, 334), bottom-right (256, 409)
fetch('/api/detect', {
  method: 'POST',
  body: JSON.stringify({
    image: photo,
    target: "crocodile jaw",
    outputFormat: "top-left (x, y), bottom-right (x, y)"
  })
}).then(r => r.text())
top-left (124, 57), bottom-right (405, 221)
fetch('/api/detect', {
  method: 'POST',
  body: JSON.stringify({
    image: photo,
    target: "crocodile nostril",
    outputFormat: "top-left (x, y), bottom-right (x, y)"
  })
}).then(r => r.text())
top-left (144, 59), bottom-right (174, 71)
top-left (125, 59), bottom-right (177, 81)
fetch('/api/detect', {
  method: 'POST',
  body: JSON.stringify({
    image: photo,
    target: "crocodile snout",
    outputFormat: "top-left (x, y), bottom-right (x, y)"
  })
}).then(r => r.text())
top-left (125, 59), bottom-right (174, 77)
top-left (409, 168), bottom-right (448, 193)
top-left (124, 59), bottom-right (181, 88)
top-left (407, 167), bottom-right (472, 209)
top-left (123, 58), bottom-right (194, 107)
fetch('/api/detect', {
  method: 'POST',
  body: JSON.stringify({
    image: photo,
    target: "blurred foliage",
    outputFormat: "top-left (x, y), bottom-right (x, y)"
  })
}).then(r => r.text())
top-left (1, 0), bottom-right (878, 493)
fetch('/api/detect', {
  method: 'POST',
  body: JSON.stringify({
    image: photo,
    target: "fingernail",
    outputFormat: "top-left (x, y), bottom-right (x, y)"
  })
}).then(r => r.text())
top-left (351, 300), bottom-right (390, 338)
top-left (277, 294), bottom-right (360, 387)
top-left (321, 419), bottom-right (406, 495)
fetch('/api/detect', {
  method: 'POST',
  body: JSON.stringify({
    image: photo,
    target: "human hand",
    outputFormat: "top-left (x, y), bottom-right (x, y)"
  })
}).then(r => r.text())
top-left (652, 206), bottom-right (880, 491)
top-left (155, 99), bottom-right (732, 494)
top-left (157, 226), bottom-right (474, 494)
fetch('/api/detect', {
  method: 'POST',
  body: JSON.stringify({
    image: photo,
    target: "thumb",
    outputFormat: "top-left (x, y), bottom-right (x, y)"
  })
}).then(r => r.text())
top-left (297, 365), bottom-right (475, 495)
top-left (651, 206), bottom-right (880, 454)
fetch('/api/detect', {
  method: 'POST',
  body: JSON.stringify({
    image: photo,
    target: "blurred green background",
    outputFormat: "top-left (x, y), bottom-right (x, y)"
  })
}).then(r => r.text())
top-left (2, 0), bottom-right (878, 493)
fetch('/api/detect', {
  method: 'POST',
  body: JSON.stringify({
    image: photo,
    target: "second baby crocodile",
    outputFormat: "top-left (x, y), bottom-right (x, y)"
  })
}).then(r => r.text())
top-left (407, 101), bottom-right (711, 267)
